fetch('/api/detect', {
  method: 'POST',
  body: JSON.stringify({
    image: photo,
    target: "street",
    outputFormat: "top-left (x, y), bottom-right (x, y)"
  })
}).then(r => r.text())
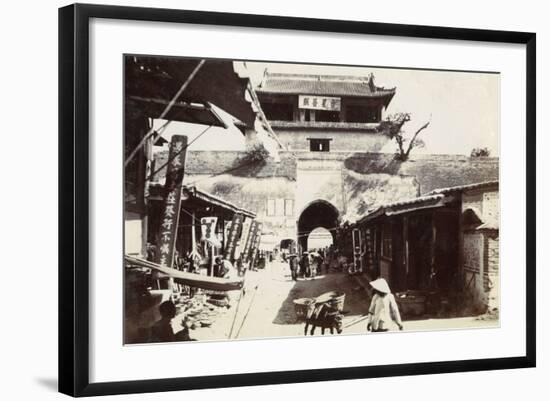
top-left (190, 261), bottom-right (497, 342)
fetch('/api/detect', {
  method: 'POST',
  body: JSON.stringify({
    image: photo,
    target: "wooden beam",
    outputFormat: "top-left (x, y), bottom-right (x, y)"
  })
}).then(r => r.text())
top-left (403, 216), bottom-right (409, 276)
top-left (430, 213), bottom-right (437, 287)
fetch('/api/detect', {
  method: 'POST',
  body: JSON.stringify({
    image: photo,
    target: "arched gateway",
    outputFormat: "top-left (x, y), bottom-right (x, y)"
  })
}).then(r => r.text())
top-left (297, 200), bottom-right (340, 252)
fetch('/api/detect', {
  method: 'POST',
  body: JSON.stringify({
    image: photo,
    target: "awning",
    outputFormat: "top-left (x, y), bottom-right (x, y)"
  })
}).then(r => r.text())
top-left (187, 187), bottom-right (256, 219)
top-left (127, 96), bottom-right (227, 127)
top-left (125, 255), bottom-right (243, 292)
top-left (126, 58), bottom-right (259, 128)
top-left (148, 184), bottom-right (256, 219)
top-left (357, 194), bottom-right (447, 225)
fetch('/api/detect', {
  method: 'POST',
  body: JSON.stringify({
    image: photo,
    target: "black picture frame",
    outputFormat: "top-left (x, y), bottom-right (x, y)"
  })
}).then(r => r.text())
top-left (59, 3), bottom-right (536, 397)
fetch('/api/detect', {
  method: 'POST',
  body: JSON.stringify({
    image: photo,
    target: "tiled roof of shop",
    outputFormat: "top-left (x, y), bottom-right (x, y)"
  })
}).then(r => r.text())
top-left (425, 180), bottom-right (499, 195)
top-left (256, 73), bottom-right (396, 98)
top-left (357, 194), bottom-right (447, 224)
top-left (148, 183), bottom-right (256, 218)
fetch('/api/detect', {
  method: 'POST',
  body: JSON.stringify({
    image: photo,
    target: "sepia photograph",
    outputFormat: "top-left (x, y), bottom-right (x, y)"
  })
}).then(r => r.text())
top-left (123, 55), bottom-right (500, 345)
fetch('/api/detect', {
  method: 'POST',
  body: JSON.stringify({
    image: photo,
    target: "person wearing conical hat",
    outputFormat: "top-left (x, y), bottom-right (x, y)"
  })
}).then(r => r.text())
top-left (366, 278), bottom-right (404, 332)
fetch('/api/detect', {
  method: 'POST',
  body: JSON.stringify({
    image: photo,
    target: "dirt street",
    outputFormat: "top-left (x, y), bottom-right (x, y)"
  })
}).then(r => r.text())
top-left (190, 261), bottom-right (497, 342)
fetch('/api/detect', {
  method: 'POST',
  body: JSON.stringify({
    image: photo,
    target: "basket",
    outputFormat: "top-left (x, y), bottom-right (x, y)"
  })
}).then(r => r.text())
top-left (395, 290), bottom-right (427, 316)
top-left (293, 298), bottom-right (315, 320)
top-left (315, 291), bottom-right (346, 312)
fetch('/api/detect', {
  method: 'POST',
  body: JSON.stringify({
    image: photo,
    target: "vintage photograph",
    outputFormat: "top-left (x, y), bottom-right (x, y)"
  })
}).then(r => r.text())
top-left (123, 55), bottom-right (500, 345)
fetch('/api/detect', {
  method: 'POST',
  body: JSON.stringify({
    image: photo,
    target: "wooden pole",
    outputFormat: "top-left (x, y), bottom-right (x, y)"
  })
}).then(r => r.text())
top-left (233, 284), bottom-right (260, 339)
top-left (210, 245), bottom-right (214, 277)
top-left (343, 313), bottom-right (370, 329)
top-left (228, 284), bottom-right (248, 339)
top-left (403, 216), bottom-right (409, 276)
top-left (124, 59), bottom-right (205, 168)
top-left (430, 213), bottom-right (437, 288)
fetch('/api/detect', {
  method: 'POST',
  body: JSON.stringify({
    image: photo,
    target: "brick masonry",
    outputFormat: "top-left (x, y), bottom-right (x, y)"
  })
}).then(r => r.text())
top-left (462, 187), bottom-right (499, 310)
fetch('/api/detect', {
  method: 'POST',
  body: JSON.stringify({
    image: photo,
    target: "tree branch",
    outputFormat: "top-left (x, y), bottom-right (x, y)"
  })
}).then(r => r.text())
top-left (404, 120), bottom-right (431, 157)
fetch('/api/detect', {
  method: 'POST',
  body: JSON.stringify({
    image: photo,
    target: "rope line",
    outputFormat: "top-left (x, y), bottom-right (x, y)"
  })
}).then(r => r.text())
top-left (124, 59), bottom-right (206, 168)
top-left (145, 124), bottom-right (213, 182)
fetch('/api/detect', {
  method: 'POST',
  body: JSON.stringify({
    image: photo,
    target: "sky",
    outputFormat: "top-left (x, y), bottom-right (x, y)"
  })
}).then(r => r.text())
top-left (243, 61), bottom-right (500, 157)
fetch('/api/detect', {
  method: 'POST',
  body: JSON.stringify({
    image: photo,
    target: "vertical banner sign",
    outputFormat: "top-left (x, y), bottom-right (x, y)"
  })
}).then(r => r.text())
top-left (238, 219), bottom-right (251, 259)
top-left (201, 217), bottom-right (219, 246)
top-left (242, 220), bottom-right (259, 262)
top-left (352, 228), bottom-right (363, 273)
top-left (240, 219), bottom-right (255, 263)
top-left (248, 222), bottom-right (263, 262)
top-left (224, 213), bottom-right (244, 261)
top-left (156, 135), bottom-right (188, 267)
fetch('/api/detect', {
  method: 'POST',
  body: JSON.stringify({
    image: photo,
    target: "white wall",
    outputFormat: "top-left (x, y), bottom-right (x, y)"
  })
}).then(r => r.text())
top-left (0, 1), bottom-right (547, 401)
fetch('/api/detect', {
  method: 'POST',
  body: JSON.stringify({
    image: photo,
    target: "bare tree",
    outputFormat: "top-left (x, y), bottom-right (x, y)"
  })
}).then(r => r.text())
top-left (470, 147), bottom-right (491, 157)
top-left (382, 112), bottom-right (431, 161)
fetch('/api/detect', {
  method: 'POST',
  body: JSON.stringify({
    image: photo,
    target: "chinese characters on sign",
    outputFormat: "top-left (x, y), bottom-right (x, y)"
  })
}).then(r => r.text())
top-left (201, 217), bottom-right (218, 244)
top-left (298, 95), bottom-right (341, 111)
top-left (224, 213), bottom-right (244, 262)
top-left (155, 135), bottom-right (187, 267)
top-left (241, 220), bottom-right (258, 263)
top-left (247, 221), bottom-right (263, 263)
top-left (352, 228), bottom-right (363, 273)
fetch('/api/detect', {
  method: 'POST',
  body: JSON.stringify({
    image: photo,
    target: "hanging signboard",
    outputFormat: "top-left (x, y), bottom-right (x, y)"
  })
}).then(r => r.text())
top-left (239, 219), bottom-right (254, 262)
top-left (156, 135), bottom-right (187, 267)
top-left (298, 95), bottom-right (341, 111)
top-left (224, 213), bottom-right (244, 261)
top-left (249, 222), bottom-right (263, 262)
top-left (201, 216), bottom-right (220, 248)
top-left (242, 220), bottom-right (261, 263)
top-left (352, 228), bottom-right (363, 273)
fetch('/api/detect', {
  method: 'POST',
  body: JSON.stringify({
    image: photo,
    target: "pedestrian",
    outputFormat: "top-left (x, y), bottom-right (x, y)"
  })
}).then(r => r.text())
top-left (366, 278), bottom-right (404, 332)
top-left (310, 252), bottom-right (319, 278)
top-left (150, 301), bottom-right (192, 342)
top-left (299, 251), bottom-right (310, 278)
top-left (288, 254), bottom-right (299, 281)
top-left (214, 256), bottom-right (235, 279)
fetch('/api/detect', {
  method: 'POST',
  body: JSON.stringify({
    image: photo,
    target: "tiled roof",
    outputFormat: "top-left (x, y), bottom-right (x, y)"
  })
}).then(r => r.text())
top-left (425, 180), bottom-right (499, 196)
top-left (148, 183), bottom-right (256, 218)
top-left (256, 73), bottom-right (396, 99)
top-left (357, 194), bottom-right (447, 224)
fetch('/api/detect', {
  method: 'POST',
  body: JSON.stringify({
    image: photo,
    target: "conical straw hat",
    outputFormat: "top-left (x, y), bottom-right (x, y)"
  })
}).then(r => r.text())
top-left (369, 278), bottom-right (391, 294)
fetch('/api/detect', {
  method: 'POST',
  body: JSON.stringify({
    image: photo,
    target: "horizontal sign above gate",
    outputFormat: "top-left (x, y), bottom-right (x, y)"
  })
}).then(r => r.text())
top-left (298, 95), bottom-right (341, 111)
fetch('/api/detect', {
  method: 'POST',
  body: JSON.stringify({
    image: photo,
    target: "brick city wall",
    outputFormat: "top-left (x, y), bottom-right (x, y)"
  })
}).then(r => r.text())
top-left (275, 129), bottom-right (390, 152)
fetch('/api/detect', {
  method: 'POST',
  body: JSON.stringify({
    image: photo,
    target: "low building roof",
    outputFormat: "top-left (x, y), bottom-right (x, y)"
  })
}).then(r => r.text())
top-left (357, 193), bottom-right (447, 224)
top-left (355, 180), bottom-right (500, 227)
top-left (425, 180), bottom-right (499, 196)
top-left (149, 183), bottom-right (256, 219)
top-left (126, 57), bottom-right (267, 129)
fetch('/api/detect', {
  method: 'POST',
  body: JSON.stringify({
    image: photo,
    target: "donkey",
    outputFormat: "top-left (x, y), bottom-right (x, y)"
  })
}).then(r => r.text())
top-left (304, 302), bottom-right (343, 336)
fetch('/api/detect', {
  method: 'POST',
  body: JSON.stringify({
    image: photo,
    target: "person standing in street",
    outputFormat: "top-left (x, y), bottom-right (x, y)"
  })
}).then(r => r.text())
top-left (299, 251), bottom-right (310, 278)
top-left (366, 278), bottom-right (404, 332)
top-left (288, 254), bottom-right (299, 281)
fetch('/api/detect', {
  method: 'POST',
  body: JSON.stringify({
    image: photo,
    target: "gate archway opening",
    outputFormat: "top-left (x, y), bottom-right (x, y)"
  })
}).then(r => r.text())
top-left (297, 200), bottom-right (340, 253)
top-left (307, 227), bottom-right (333, 250)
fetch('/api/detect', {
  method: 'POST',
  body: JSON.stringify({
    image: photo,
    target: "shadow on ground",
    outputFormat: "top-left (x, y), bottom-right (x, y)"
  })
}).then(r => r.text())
top-left (272, 272), bottom-right (370, 325)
